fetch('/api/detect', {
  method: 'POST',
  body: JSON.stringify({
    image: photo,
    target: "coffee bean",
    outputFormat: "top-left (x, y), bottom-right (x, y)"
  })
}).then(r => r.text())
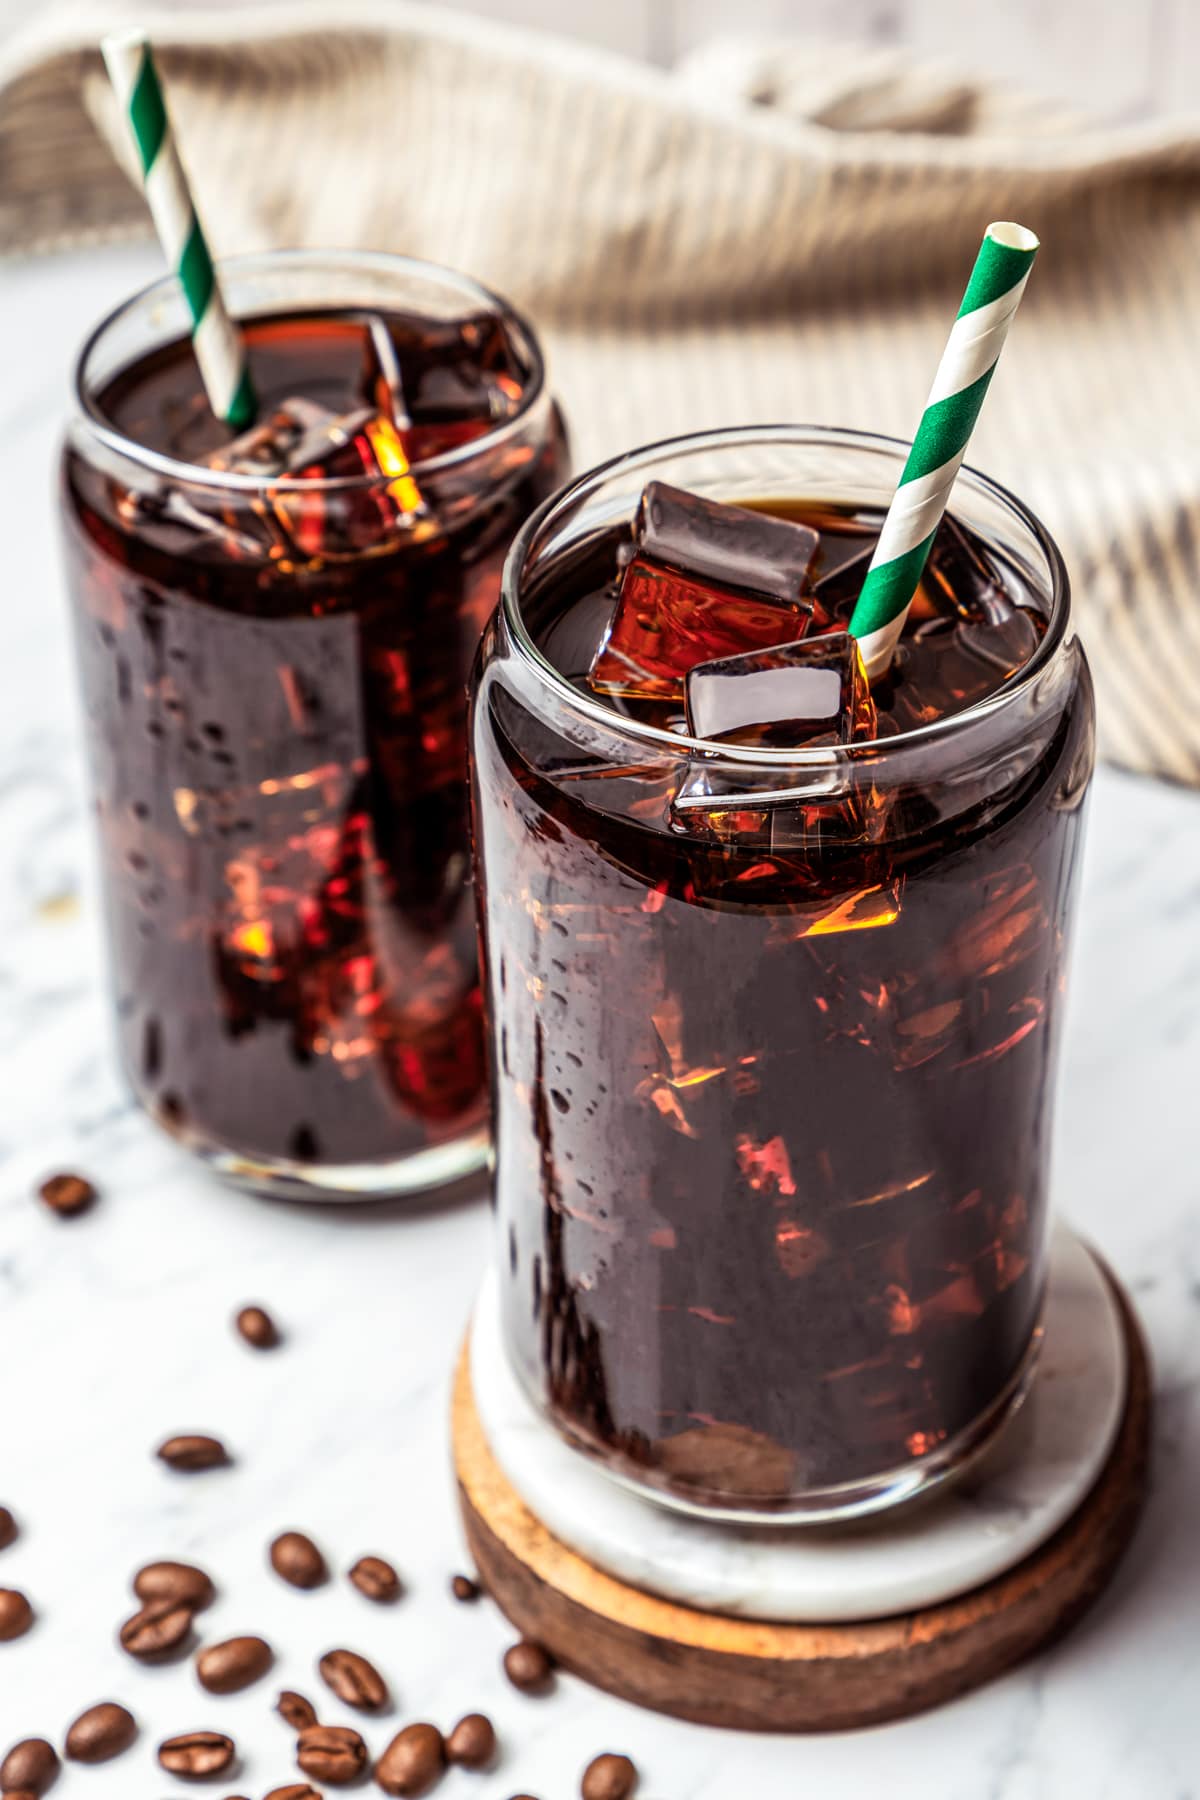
top-left (120, 1597), bottom-right (194, 1658)
top-left (133, 1559), bottom-right (215, 1611)
top-left (277, 1689), bottom-right (319, 1731)
top-left (65, 1701), bottom-right (137, 1763)
top-left (3, 1787), bottom-right (40, 1799)
top-left (264, 1787), bottom-right (321, 1800)
top-left (157, 1434), bottom-right (229, 1471)
top-left (235, 1303), bottom-right (279, 1349)
top-left (445, 1713), bottom-right (495, 1769)
top-left (450, 1573), bottom-right (480, 1602)
top-left (0, 1736), bottom-right (58, 1793)
top-left (37, 1171), bottom-right (96, 1216)
top-left (317, 1647), bottom-right (388, 1712)
top-left (270, 1531), bottom-right (327, 1589)
top-left (297, 1723), bottom-right (368, 1784)
top-left (158, 1730), bottom-right (235, 1777)
top-left (503, 1639), bottom-right (553, 1692)
top-left (581, 1753), bottom-right (638, 1800)
top-left (196, 1635), bottom-right (272, 1694)
top-left (0, 1506), bottom-right (16, 1550)
top-left (373, 1723), bottom-right (444, 1796)
top-left (348, 1555), bottom-right (400, 1603)
top-left (0, 1588), bottom-right (33, 1640)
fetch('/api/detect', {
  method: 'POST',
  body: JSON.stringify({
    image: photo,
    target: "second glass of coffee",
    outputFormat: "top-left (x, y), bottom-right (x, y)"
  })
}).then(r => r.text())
top-left (62, 252), bottom-right (569, 1197)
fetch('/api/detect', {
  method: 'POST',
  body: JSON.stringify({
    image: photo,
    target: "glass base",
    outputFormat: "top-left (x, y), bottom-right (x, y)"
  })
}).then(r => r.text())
top-left (157, 1110), bottom-right (490, 1202)
top-left (531, 1320), bottom-right (1045, 1527)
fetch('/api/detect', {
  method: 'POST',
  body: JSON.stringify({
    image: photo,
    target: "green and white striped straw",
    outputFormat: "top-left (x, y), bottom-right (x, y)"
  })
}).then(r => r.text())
top-left (848, 221), bottom-right (1039, 680)
top-left (102, 29), bottom-right (256, 430)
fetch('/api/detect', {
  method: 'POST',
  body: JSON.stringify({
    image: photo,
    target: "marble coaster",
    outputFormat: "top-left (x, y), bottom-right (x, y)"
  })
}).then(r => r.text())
top-left (469, 1227), bottom-right (1127, 1623)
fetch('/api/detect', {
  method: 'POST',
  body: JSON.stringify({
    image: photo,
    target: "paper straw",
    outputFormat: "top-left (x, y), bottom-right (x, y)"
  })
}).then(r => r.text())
top-left (102, 29), bottom-right (256, 429)
top-left (848, 221), bottom-right (1039, 680)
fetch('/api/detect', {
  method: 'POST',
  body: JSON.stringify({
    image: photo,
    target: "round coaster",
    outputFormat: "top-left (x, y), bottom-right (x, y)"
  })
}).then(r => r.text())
top-left (470, 1228), bottom-right (1125, 1621)
top-left (453, 1239), bottom-right (1150, 1730)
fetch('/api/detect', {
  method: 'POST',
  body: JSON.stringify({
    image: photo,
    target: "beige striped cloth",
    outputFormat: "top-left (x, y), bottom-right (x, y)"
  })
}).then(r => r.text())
top-left (6, 2), bottom-right (1200, 782)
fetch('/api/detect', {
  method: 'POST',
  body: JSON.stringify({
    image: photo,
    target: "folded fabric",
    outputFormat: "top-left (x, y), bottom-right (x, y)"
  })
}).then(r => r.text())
top-left (5, 0), bottom-right (1200, 781)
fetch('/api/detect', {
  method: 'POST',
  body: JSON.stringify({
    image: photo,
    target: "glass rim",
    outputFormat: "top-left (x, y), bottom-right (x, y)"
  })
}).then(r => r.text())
top-left (71, 247), bottom-right (550, 496)
top-left (498, 422), bottom-right (1073, 768)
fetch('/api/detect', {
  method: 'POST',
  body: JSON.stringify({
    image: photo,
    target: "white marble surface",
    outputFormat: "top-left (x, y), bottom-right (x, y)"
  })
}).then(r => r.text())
top-left (469, 1230), bottom-right (1126, 1621)
top-left (2, 241), bottom-right (1200, 1797)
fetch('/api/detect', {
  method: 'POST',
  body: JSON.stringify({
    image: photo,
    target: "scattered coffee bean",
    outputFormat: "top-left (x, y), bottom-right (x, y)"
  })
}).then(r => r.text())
top-left (157, 1434), bottom-right (229, 1471)
top-left (65, 1701), bottom-right (137, 1763)
top-left (581, 1753), bottom-right (638, 1800)
top-left (271, 1531), bottom-right (327, 1589)
top-left (503, 1639), bottom-right (553, 1692)
top-left (348, 1555), bottom-right (400, 1603)
top-left (278, 1689), bottom-right (319, 1732)
top-left (0, 1506), bottom-right (16, 1550)
top-left (3, 1786), bottom-right (40, 1799)
top-left (235, 1303), bottom-right (279, 1348)
top-left (317, 1647), bottom-right (388, 1712)
top-left (133, 1559), bottom-right (215, 1611)
top-left (120, 1597), bottom-right (195, 1658)
top-left (373, 1722), bottom-right (445, 1796)
top-left (0, 1736), bottom-right (58, 1793)
top-left (264, 1787), bottom-right (321, 1800)
top-left (37, 1171), bottom-right (96, 1216)
top-left (158, 1730), bottom-right (236, 1778)
top-left (196, 1635), bottom-right (272, 1694)
top-left (445, 1713), bottom-right (495, 1769)
top-left (450, 1573), bottom-right (480, 1602)
top-left (297, 1723), bottom-right (368, 1785)
top-left (0, 1588), bottom-right (33, 1640)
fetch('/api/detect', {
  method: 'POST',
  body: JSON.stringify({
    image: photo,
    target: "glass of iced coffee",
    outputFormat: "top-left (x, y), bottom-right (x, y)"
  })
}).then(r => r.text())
top-left (470, 426), bottom-right (1094, 1521)
top-left (62, 251), bottom-right (568, 1198)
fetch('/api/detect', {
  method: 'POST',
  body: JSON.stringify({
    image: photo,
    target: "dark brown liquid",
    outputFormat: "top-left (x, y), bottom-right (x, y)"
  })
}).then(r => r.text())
top-left (62, 308), bottom-right (568, 1175)
top-left (472, 505), bottom-right (1094, 1511)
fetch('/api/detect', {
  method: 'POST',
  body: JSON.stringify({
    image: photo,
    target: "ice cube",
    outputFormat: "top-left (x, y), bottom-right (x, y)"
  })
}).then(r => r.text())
top-left (685, 631), bottom-right (877, 749)
top-left (881, 606), bottom-right (1042, 732)
top-left (589, 483), bottom-right (818, 701)
top-left (204, 398), bottom-right (428, 558)
top-left (924, 513), bottom-right (1012, 624)
top-left (363, 310), bottom-right (528, 435)
top-left (809, 532), bottom-right (876, 629)
top-left (362, 315), bottom-right (414, 430)
top-left (202, 396), bottom-right (340, 479)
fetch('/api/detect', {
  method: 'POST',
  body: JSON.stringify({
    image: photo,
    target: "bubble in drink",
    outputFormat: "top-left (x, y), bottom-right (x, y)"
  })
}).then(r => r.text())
top-left (589, 482), bottom-right (818, 701)
top-left (685, 631), bottom-right (877, 749)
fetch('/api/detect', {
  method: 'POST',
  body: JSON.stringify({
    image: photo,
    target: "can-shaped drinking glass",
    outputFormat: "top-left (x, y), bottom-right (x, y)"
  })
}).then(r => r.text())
top-left (470, 426), bottom-right (1094, 1521)
top-left (61, 251), bottom-right (569, 1198)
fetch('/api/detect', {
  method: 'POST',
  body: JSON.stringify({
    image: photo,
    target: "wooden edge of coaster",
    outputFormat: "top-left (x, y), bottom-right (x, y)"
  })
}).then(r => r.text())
top-left (453, 1266), bottom-right (1151, 1732)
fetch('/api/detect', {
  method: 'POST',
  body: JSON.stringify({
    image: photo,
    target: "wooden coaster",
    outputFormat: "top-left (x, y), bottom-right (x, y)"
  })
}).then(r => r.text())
top-left (453, 1270), bottom-right (1150, 1732)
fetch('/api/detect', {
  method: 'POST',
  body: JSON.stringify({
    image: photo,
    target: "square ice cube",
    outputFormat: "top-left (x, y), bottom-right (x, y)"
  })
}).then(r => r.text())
top-left (589, 482), bottom-right (818, 702)
top-left (685, 631), bottom-right (877, 749)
